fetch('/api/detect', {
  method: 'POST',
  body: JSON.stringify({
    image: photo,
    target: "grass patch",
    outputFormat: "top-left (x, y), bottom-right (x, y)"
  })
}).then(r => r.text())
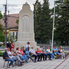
top-left (64, 52), bottom-right (68, 55)
top-left (0, 51), bottom-right (3, 56)
top-left (0, 50), bottom-right (4, 51)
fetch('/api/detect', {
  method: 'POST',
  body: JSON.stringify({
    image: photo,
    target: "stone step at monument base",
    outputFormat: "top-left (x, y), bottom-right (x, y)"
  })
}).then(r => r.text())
top-left (15, 41), bottom-right (40, 50)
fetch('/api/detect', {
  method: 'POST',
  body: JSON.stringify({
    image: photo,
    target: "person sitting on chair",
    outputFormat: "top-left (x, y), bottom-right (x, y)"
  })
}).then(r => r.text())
top-left (7, 48), bottom-right (24, 66)
top-left (53, 46), bottom-right (61, 59)
top-left (36, 48), bottom-right (42, 61)
top-left (46, 46), bottom-right (54, 60)
top-left (41, 46), bottom-right (46, 61)
top-left (22, 47), bottom-right (36, 62)
top-left (29, 46), bottom-right (37, 62)
top-left (16, 47), bottom-right (28, 63)
top-left (59, 46), bottom-right (65, 59)
top-left (3, 48), bottom-right (14, 67)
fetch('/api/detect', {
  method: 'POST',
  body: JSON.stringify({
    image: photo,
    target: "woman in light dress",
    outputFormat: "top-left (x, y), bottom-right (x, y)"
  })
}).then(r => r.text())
top-left (59, 46), bottom-right (65, 59)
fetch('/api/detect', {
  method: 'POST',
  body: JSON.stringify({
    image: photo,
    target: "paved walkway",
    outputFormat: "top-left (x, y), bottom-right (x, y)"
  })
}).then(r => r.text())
top-left (0, 56), bottom-right (69, 69)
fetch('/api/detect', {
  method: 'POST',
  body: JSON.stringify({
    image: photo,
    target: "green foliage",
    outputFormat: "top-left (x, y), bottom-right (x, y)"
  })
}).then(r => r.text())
top-left (0, 22), bottom-right (5, 42)
top-left (0, 21), bottom-right (3, 30)
top-left (0, 30), bottom-right (5, 42)
top-left (52, 0), bottom-right (69, 45)
top-left (15, 19), bottom-right (19, 29)
top-left (0, 51), bottom-right (3, 56)
top-left (34, 0), bottom-right (52, 43)
top-left (34, 1), bottom-right (42, 41)
top-left (0, 12), bottom-right (5, 42)
top-left (0, 11), bottom-right (3, 19)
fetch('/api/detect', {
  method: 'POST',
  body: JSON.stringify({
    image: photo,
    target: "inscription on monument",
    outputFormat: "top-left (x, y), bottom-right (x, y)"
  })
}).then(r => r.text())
top-left (22, 16), bottom-right (30, 32)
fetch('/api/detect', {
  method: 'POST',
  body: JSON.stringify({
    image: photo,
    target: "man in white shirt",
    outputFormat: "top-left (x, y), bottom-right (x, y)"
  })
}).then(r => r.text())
top-left (29, 46), bottom-right (37, 62)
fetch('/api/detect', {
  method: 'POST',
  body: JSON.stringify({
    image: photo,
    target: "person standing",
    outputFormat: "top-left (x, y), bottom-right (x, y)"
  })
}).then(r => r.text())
top-left (25, 42), bottom-right (30, 56)
top-left (11, 42), bottom-right (15, 50)
top-left (6, 41), bottom-right (11, 49)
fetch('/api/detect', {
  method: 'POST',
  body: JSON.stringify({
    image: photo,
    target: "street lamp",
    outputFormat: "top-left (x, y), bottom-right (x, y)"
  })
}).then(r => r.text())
top-left (51, 0), bottom-right (64, 52)
top-left (51, 0), bottom-right (55, 52)
top-left (5, 0), bottom-right (7, 47)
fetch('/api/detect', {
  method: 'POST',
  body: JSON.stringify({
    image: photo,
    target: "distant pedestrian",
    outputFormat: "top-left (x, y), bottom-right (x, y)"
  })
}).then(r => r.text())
top-left (6, 41), bottom-right (11, 49)
top-left (11, 42), bottom-right (15, 50)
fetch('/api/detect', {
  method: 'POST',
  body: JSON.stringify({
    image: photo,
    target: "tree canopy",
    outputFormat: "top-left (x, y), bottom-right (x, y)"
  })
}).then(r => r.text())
top-left (0, 11), bottom-right (5, 42)
top-left (34, 0), bottom-right (52, 43)
top-left (52, 0), bottom-right (69, 45)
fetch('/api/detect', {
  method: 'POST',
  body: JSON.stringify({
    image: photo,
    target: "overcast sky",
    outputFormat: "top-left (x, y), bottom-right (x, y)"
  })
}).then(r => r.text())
top-left (0, 0), bottom-right (54, 14)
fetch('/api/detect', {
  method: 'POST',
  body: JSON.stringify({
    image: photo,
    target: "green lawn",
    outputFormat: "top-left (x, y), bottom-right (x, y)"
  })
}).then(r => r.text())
top-left (0, 51), bottom-right (3, 56)
top-left (64, 52), bottom-right (69, 55)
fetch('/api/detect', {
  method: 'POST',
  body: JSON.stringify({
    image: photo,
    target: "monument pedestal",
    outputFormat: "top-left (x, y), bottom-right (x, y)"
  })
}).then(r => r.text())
top-left (15, 3), bottom-right (37, 49)
top-left (15, 41), bottom-right (37, 49)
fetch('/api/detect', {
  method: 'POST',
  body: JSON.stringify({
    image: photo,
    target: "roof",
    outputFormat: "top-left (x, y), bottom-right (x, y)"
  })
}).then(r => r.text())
top-left (0, 14), bottom-right (19, 29)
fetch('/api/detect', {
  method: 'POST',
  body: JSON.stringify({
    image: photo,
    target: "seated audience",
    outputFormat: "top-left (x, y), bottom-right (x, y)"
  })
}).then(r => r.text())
top-left (36, 48), bottom-right (42, 61)
top-left (3, 48), bottom-right (14, 67)
top-left (59, 46), bottom-right (65, 59)
top-left (7, 48), bottom-right (24, 66)
top-left (23, 46), bottom-right (26, 54)
top-left (22, 47), bottom-right (35, 62)
top-left (53, 46), bottom-right (61, 58)
top-left (41, 46), bottom-right (46, 61)
top-left (29, 46), bottom-right (37, 62)
top-left (46, 46), bottom-right (54, 59)
top-left (16, 47), bottom-right (28, 62)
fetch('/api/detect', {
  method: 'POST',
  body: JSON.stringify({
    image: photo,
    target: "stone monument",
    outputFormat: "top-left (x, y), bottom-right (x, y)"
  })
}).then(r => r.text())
top-left (15, 2), bottom-right (37, 48)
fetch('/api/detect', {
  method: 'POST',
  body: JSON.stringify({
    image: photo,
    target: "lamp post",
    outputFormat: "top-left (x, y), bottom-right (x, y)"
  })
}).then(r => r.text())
top-left (51, 0), bottom-right (55, 52)
top-left (51, 0), bottom-right (64, 52)
top-left (5, 0), bottom-right (7, 47)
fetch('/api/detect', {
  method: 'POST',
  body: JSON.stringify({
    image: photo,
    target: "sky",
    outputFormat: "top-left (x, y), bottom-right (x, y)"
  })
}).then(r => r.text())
top-left (0, 0), bottom-right (54, 14)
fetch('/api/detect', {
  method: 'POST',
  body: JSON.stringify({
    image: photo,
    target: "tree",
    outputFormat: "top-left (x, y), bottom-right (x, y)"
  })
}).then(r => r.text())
top-left (34, 0), bottom-right (42, 41)
top-left (0, 11), bottom-right (5, 42)
top-left (40, 0), bottom-right (52, 42)
top-left (52, 0), bottom-right (69, 45)
top-left (34, 0), bottom-right (52, 43)
top-left (0, 11), bottom-right (3, 19)
top-left (16, 19), bottom-right (19, 29)
top-left (0, 22), bottom-right (5, 42)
